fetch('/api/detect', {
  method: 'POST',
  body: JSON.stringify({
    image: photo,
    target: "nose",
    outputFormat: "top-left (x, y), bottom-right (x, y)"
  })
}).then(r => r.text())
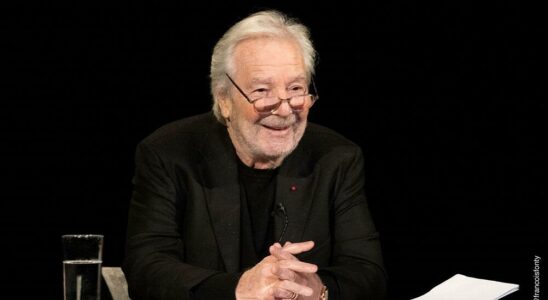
top-left (271, 98), bottom-right (293, 116)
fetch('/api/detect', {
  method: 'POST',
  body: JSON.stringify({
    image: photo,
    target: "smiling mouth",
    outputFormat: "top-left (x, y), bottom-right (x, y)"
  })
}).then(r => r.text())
top-left (262, 124), bottom-right (291, 131)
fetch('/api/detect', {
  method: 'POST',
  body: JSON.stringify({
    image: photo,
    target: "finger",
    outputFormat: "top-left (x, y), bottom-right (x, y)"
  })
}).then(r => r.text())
top-left (278, 259), bottom-right (318, 273)
top-left (272, 287), bottom-right (298, 299)
top-left (282, 241), bottom-right (315, 254)
top-left (269, 241), bottom-right (315, 261)
top-left (277, 279), bottom-right (314, 297)
top-left (269, 244), bottom-right (296, 260)
top-left (270, 254), bottom-right (318, 274)
top-left (271, 264), bottom-right (297, 281)
top-left (270, 241), bottom-right (314, 258)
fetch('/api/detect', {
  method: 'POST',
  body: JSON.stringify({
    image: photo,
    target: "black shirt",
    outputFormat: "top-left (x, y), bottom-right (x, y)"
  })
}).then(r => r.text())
top-left (238, 159), bottom-right (277, 269)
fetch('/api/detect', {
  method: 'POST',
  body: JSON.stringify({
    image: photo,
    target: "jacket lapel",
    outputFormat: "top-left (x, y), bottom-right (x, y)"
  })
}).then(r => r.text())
top-left (205, 184), bottom-right (240, 272)
top-left (273, 139), bottom-right (316, 244)
top-left (274, 176), bottom-right (315, 243)
top-left (199, 120), bottom-right (241, 273)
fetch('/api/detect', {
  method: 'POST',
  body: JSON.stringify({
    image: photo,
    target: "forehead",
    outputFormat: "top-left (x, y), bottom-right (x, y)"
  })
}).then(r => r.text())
top-left (232, 36), bottom-right (306, 80)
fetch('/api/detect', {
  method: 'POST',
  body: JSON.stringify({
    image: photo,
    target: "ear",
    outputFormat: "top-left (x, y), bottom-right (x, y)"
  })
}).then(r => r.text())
top-left (217, 93), bottom-right (232, 120)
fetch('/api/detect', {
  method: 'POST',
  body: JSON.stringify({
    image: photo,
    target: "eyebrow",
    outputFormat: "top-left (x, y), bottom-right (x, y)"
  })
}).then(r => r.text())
top-left (249, 75), bottom-right (307, 86)
top-left (250, 78), bottom-right (273, 85)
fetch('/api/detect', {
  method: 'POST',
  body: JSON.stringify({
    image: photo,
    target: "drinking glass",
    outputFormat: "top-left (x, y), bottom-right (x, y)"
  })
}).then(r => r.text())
top-left (62, 234), bottom-right (104, 300)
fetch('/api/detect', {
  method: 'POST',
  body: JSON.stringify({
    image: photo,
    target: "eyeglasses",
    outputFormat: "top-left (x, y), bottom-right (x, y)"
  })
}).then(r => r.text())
top-left (225, 73), bottom-right (319, 116)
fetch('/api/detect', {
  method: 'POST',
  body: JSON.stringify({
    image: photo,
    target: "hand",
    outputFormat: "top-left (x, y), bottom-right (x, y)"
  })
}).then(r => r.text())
top-left (270, 242), bottom-right (325, 300)
top-left (235, 242), bottom-right (318, 300)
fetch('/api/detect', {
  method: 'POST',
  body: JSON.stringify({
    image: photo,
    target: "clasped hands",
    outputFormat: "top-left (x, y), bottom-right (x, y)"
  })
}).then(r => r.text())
top-left (235, 241), bottom-right (323, 300)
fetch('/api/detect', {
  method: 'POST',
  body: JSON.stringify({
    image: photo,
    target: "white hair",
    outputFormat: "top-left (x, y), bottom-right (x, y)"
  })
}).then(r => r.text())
top-left (210, 10), bottom-right (317, 124)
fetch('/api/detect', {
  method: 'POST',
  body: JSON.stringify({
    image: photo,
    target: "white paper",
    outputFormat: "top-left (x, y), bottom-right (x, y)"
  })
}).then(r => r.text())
top-left (412, 274), bottom-right (519, 300)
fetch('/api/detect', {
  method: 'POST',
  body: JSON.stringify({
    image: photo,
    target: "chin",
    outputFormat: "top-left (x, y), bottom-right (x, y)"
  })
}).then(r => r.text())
top-left (264, 127), bottom-right (305, 158)
top-left (258, 141), bottom-right (297, 160)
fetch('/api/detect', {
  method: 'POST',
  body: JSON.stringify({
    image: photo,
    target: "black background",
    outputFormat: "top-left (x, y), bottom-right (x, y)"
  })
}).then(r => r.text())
top-left (2, 1), bottom-right (545, 299)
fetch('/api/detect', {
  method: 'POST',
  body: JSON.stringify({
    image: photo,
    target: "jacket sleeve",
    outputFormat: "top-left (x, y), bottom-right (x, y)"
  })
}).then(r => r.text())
top-left (122, 141), bottom-right (238, 300)
top-left (320, 146), bottom-right (387, 300)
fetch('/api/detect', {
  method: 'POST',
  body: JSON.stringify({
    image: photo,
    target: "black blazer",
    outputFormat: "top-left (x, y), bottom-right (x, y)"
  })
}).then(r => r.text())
top-left (123, 113), bottom-right (386, 299)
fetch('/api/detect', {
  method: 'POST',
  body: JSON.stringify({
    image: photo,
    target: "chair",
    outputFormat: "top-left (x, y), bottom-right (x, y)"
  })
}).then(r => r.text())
top-left (101, 267), bottom-right (131, 300)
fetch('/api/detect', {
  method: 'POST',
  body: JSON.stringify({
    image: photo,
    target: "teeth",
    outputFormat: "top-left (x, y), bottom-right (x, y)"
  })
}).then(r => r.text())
top-left (263, 124), bottom-right (291, 129)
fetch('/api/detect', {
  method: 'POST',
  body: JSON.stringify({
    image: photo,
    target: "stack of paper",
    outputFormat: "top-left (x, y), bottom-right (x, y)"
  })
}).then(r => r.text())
top-left (412, 274), bottom-right (519, 300)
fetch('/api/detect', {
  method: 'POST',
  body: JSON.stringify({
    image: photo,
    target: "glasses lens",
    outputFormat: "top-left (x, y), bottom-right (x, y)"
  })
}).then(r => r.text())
top-left (289, 95), bottom-right (308, 111)
top-left (253, 95), bottom-right (312, 114)
top-left (254, 97), bottom-right (280, 113)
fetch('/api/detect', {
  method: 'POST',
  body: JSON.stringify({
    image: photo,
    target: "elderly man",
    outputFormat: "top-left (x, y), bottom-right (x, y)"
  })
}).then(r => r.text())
top-left (123, 10), bottom-right (386, 300)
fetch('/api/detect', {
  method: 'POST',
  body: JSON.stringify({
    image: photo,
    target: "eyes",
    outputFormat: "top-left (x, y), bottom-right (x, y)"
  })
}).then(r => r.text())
top-left (251, 85), bottom-right (306, 98)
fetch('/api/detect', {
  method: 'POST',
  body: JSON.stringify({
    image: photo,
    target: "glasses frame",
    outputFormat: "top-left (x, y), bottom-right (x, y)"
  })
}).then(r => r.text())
top-left (225, 73), bottom-right (319, 116)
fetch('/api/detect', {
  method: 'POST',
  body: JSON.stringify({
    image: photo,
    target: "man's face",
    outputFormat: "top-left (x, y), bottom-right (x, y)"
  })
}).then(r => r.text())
top-left (220, 37), bottom-right (310, 167)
